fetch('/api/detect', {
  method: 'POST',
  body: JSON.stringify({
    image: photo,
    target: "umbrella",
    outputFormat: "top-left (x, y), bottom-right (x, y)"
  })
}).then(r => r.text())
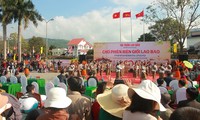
top-left (183, 60), bottom-right (193, 69)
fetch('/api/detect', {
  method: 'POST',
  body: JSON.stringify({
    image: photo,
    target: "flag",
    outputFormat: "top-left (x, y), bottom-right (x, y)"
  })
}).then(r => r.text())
top-left (136, 10), bottom-right (144, 18)
top-left (113, 12), bottom-right (120, 19)
top-left (123, 12), bottom-right (131, 18)
top-left (40, 47), bottom-right (43, 54)
top-left (33, 46), bottom-right (35, 53)
top-left (173, 43), bottom-right (177, 53)
top-left (13, 54), bottom-right (16, 60)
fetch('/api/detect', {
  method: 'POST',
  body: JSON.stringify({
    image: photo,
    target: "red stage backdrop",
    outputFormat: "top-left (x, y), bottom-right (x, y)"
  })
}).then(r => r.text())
top-left (94, 41), bottom-right (171, 70)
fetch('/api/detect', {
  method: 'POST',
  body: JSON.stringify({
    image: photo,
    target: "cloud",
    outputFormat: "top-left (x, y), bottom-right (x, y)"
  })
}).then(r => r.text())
top-left (110, 0), bottom-right (153, 7)
top-left (6, 7), bottom-right (149, 44)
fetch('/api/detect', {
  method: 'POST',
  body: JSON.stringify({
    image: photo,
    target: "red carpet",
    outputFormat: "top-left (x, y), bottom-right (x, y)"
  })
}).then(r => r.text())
top-left (95, 72), bottom-right (159, 84)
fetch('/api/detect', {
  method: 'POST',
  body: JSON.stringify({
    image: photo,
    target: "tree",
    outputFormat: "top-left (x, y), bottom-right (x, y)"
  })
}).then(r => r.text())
top-left (145, 0), bottom-right (200, 53)
top-left (87, 49), bottom-right (94, 55)
top-left (13, 0), bottom-right (42, 61)
top-left (149, 18), bottom-right (186, 41)
top-left (28, 36), bottom-right (45, 54)
top-left (49, 45), bottom-right (56, 50)
top-left (137, 33), bottom-right (156, 42)
top-left (0, 0), bottom-right (14, 60)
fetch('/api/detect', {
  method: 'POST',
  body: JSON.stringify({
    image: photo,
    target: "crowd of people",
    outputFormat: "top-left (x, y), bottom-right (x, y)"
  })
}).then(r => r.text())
top-left (0, 59), bottom-right (200, 120)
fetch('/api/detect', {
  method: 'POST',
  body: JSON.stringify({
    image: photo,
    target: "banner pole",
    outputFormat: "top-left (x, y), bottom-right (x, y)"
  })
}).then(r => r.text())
top-left (142, 9), bottom-right (145, 42)
top-left (130, 10), bottom-right (133, 42)
top-left (120, 11), bottom-right (122, 42)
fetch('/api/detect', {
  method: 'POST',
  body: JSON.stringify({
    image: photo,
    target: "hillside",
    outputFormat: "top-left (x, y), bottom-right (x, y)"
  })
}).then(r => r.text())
top-left (47, 38), bottom-right (70, 48)
top-left (26, 38), bottom-right (70, 48)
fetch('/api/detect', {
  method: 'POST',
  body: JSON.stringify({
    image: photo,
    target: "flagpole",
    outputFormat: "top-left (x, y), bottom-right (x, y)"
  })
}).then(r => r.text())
top-left (142, 9), bottom-right (145, 42)
top-left (143, 20), bottom-right (145, 42)
top-left (130, 10), bottom-right (132, 42)
top-left (120, 11), bottom-right (122, 42)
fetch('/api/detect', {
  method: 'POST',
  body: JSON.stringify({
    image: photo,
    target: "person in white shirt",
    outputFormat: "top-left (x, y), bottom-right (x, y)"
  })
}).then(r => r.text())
top-left (116, 62), bottom-right (122, 79)
top-left (152, 62), bottom-right (158, 80)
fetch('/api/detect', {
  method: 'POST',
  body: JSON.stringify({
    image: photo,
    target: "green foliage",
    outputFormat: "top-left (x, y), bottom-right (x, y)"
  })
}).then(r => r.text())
top-left (137, 33), bottom-right (156, 42)
top-left (145, 0), bottom-right (200, 53)
top-left (28, 36), bottom-right (45, 54)
top-left (0, 0), bottom-right (14, 25)
top-left (87, 49), bottom-right (94, 55)
top-left (48, 38), bottom-right (69, 48)
top-left (12, 0), bottom-right (42, 28)
top-left (21, 36), bottom-right (28, 53)
top-left (49, 45), bottom-right (56, 50)
top-left (148, 18), bottom-right (186, 41)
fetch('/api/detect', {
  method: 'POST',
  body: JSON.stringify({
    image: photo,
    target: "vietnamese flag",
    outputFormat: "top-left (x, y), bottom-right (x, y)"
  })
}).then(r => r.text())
top-left (136, 10), bottom-right (144, 18)
top-left (123, 12), bottom-right (131, 18)
top-left (113, 12), bottom-right (120, 19)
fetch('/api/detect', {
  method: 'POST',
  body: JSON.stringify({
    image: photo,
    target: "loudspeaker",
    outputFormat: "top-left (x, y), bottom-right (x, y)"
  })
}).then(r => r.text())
top-left (178, 54), bottom-right (188, 61)
top-left (79, 55), bottom-right (86, 63)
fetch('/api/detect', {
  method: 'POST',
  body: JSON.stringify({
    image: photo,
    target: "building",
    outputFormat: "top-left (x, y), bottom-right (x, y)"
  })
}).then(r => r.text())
top-left (187, 28), bottom-right (200, 54)
top-left (187, 28), bottom-right (200, 48)
top-left (67, 38), bottom-right (93, 57)
top-left (52, 48), bottom-right (67, 56)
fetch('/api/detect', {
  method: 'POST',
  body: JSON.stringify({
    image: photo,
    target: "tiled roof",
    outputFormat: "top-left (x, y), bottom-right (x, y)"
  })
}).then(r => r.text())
top-left (67, 38), bottom-right (93, 47)
top-left (67, 38), bottom-right (83, 45)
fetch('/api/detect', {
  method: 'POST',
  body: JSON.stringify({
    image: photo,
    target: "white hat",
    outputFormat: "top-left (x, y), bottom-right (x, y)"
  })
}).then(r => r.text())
top-left (97, 84), bottom-right (130, 118)
top-left (44, 87), bottom-right (72, 108)
top-left (19, 97), bottom-right (38, 113)
top-left (128, 80), bottom-right (166, 111)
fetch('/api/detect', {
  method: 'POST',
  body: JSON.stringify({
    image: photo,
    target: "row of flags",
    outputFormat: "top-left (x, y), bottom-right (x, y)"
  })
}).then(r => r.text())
top-left (112, 10), bottom-right (144, 19)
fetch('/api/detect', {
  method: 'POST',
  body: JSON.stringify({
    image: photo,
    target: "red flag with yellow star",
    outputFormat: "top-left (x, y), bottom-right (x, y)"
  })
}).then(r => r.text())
top-left (123, 12), bottom-right (131, 18)
top-left (112, 12), bottom-right (120, 19)
top-left (136, 10), bottom-right (144, 18)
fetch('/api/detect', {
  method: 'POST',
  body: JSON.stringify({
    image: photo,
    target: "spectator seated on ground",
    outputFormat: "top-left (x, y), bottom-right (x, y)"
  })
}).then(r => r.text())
top-left (123, 80), bottom-right (166, 120)
top-left (178, 87), bottom-right (200, 109)
top-left (164, 72), bottom-right (174, 87)
top-left (160, 93), bottom-right (173, 120)
top-left (67, 76), bottom-right (92, 120)
top-left (19, 97), bottom-right (38, 114)
top-left (25, 109), bottom-right (43, 120)
top-left (24, 67), bottom-right (30, 77)
top-left (15, 70), bottom-right (21, 83)
top-left (87, 72), bottom-right (98, 87)
top-left (21, 84), bottom-right (35, 98)
top-left (169, 107), bottom-right (200, 120)
top-left (173, 79), bottom-right (187, 104)
top-left (1, 70), bottom-right (9, 82)
top-left (157, 72), bottom-right (166, 85)
top-left (0, 92), bottom-right (22, 120)
top-left (157, 79), bottom-right (168, 94)
top-left (57, 69), bottom-right (67, 84)
top-left (91, 82), bottom-right (107, 120)
top-left (97, 84), bottom-right (130, 120)
top-left (20, 84), bottom-right (44, 108)
top-left (37, 87), bottom-right (72, 120)
top-left (173, 66), bottom-right (181, 80)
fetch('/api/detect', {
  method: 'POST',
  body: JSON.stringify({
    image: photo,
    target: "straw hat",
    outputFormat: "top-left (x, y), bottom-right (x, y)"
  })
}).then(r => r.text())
top-left (44, 87), bottom-right (72, 108)
top-left (96, 84), bottom-right (130, 118)
top-left (128, 80), bottom-right (166, 111)
top-left (0, 94), bottom-right (8, 108)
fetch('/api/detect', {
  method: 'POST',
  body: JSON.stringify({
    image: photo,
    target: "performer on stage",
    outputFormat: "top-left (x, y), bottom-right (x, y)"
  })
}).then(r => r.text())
top-left (152, 62), bottom-right (158, 80)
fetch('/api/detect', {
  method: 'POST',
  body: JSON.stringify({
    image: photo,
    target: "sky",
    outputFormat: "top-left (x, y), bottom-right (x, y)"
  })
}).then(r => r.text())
top-left (4, 0), bottom-right (153, 44)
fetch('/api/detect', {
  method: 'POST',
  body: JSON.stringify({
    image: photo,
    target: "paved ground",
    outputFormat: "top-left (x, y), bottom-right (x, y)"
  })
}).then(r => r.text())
top-left (19, 72), bottom-right (60, 82)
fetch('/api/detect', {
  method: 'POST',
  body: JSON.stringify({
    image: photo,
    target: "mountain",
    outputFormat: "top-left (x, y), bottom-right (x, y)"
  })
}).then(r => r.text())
top-left (26, 38), bottom-right (70, 48)
top-left (47, 38), bottom-right (70, 48)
